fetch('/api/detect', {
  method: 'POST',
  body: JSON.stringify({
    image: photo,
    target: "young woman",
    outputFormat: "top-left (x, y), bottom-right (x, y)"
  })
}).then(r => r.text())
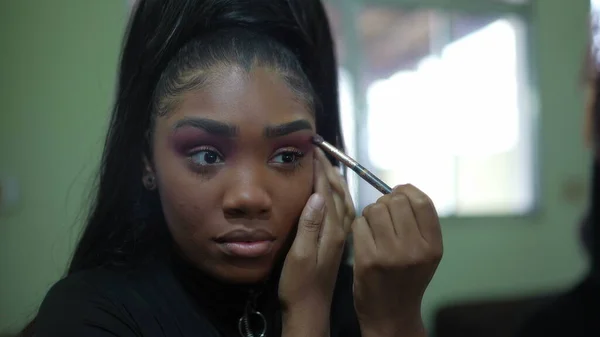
top-left (26, 1), bottom-right (443, 336)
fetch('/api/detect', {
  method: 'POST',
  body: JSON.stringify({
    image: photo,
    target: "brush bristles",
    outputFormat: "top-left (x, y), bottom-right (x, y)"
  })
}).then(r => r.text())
top-left (311, 135), bottom-right (324, 144)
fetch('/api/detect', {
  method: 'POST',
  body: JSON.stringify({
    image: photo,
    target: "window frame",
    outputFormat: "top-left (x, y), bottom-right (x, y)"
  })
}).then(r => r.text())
top-left (326, 0), bottom-right (538, 218)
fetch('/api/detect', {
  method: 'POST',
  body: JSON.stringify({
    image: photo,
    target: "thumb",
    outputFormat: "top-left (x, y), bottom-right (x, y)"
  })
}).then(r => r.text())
top-left (289, 193), bottom-right (326, 260)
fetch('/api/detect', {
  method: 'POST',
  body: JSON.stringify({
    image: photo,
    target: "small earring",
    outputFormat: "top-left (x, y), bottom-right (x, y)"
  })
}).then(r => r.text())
top-left (143, 174), bottom-right (156, 190)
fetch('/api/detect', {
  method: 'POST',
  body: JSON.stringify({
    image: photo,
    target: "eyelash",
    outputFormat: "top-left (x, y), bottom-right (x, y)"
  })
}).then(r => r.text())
top-left (270, 148), bottom-right (305, 171)
top-left (187, 146), bottom-right (225, 174)
top-left (186, 146), bottom-right (305, 173)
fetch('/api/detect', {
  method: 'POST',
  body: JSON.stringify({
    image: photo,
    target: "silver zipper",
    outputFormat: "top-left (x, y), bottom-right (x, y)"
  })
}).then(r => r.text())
top-left (237, 291), bottom-right (267, 337)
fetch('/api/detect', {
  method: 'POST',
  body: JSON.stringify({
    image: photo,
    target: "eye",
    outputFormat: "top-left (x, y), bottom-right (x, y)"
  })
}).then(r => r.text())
top-left (271, 149), bottom-right (304, 164)
top-left (190, 148), bottom-right (224, 166)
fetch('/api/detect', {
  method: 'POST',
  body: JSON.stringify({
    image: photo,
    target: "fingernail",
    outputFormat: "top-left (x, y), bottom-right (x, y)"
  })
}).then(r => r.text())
top-left (393, 184), bottom-right (405, 192)
top-left (308, 193), bottom-right (325, 210)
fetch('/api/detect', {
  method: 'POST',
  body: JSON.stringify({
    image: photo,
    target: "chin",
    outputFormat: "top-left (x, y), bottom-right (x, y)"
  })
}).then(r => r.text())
top-left (215, 266), bottom-right (272, 285)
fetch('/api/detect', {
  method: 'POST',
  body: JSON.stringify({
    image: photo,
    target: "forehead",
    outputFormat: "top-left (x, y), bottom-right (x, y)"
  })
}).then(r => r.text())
top-left (165, 65), bottom-right (314, 127)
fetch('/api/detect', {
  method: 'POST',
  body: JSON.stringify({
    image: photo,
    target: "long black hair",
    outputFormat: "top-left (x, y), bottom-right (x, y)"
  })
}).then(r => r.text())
top-left (72, 0), bottom-right (342, 272)
top-left (587, 73), bottom-right (600, 276)
top-left (585, 10), bottom-right (600, 275)
top-left (21, 0), bottom-right (343, 334)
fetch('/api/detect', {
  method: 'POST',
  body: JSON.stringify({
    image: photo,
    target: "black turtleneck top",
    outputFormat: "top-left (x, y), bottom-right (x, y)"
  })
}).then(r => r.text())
top-left (35, 253), bottom-right (361, 337)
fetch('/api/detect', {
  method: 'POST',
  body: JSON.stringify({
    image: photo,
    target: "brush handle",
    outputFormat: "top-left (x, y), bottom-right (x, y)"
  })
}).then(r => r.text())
top-left (352, 164), bottom-right (392, 195)
top-left (312, 136), bottom-right (392, 195)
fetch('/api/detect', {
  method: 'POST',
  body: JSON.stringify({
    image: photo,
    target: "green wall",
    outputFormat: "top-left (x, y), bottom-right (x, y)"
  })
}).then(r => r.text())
top-left (0, 0), bottom-right (127, 332)
top-left (0, 0), bottom-right (592, 334)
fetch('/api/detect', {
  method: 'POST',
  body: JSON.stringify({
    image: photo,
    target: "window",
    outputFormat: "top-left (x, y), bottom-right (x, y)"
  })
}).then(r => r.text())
top-left (326, 1), bottom-right (535, 217)
top-left (338, 68), bottom-right (360, 207)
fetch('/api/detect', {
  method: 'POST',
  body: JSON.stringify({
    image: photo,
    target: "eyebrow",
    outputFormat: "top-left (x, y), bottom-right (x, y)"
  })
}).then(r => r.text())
top-left (173, 117), bottom-right (238, 137)
top-left (264, 120), bottom-right (313, 138)
top-left (173, 117), bottom-right (313, 138)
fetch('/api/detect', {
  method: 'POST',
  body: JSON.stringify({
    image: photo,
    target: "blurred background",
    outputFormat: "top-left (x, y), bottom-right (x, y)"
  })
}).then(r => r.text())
top-left (0, 0), bottom-right (595, 336)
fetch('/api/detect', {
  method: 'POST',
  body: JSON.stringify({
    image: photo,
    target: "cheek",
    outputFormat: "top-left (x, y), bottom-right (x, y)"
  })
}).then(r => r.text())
top-left (151, 142), bottom-right (216, 239)
top-left (272, 162), bottom-right (314, 231)
top-left (157, 178), bottom-right (213, 237)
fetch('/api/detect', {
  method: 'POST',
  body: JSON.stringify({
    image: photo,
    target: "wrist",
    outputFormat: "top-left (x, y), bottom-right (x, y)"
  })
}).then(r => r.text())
top-left (282, 307), bottom-right (330, 337)
top-left (359, 313), bottom-right (426, 337)
top-left (361, 325), bottom-right (426, 337)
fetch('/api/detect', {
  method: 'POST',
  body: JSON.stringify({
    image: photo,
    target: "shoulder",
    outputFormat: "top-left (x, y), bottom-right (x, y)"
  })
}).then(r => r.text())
top-left (35, 268), bottom-right (141, 336)
top-left (516, 281), bottom-right (596, 337)
top-left (330, 262), bottom-right (361, 337)
top-left (42, 267), bottom-right (142, 304)
top-left (40, 267), bottom-right (130, 306)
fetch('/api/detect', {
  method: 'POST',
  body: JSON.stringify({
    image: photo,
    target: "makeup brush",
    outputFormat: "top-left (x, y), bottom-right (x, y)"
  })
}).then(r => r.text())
top-left (312, 135), bottom-right (392, 195)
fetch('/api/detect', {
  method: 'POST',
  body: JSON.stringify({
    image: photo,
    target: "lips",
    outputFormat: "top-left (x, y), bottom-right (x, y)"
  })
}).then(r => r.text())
top-left (214, 229), bottom-right (275, 258)
top-left (214, 229), bottom-right (275, 243)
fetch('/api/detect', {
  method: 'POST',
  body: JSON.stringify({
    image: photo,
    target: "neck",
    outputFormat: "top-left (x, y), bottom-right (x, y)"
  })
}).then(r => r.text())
top-left (168, 251), bottom-right (282, 336)
top-left (169, 249), bottom-right (281, 313)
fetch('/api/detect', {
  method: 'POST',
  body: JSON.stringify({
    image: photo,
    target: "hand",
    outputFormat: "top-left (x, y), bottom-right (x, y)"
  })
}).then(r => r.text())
top-left (279, 149), bottom-right (355, 336)
top-left (352, 184), bottom-right (443, 337)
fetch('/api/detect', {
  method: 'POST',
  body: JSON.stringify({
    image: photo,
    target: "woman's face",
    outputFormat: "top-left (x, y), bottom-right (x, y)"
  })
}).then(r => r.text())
top-left (150, 65), bottom-right (315, 284)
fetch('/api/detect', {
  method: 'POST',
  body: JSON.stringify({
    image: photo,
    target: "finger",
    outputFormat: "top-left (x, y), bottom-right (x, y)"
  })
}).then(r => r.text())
top-left (313, 152), bottom-right (345, 261)
top-left (332, 192), bottom-right (345, 231)
top-left (317, 148), bottom-right (346, 196)
top-left (382, 191), bottom-right (420, 241)
top-left (315, 148), bottom-right (346, 225)
top-left (336, 171), bottom-right (355, 233)
top-left (316, 149), bottom-right (347, 228)
top-left (361, 201), bottom-right (395, 250)
top-left (314, 150), bottom-right (337, 225)
top-left (315, 149), bottom-right (356, 231)
top-left (394, 184), bottom-right (442, 246)
top-left (290, 193), bottom-right (326, 261)
top-left (351, 216), bottom-right (376, 268)
top-left (336, 172), bottom-right (356, 233)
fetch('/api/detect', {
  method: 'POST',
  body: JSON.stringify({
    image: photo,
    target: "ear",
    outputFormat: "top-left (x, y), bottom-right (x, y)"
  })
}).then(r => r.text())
top-left (142, 155), bottom-right (153, 175)
top-left (142, 155), bottom-right (157, 191)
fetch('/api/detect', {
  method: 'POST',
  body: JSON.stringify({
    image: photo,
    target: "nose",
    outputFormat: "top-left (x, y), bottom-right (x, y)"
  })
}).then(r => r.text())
top-left (222, 167), bottom-right (272, 219)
